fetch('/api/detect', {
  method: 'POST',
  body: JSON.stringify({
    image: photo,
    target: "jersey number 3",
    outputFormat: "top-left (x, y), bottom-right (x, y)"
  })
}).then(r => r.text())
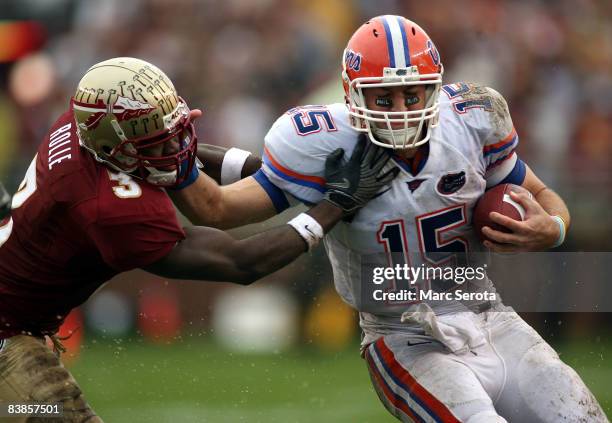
top-left (107, 171), bottom-right (142, 199)
top-left (0, 159), bottom-right (143, 249)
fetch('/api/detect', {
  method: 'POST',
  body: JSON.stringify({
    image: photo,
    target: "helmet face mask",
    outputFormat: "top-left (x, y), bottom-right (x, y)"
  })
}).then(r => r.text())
top-left (342, 16), bottom-right (444, 150)
top-left (105, 100), bottom-right (197, 186)
top-left (73, 57), bottom-right (197, 187)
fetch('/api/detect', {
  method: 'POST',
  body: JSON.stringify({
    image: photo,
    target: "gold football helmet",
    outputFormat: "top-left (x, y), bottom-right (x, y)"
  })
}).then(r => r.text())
top-left (73, 57), bottom-right (197, 187)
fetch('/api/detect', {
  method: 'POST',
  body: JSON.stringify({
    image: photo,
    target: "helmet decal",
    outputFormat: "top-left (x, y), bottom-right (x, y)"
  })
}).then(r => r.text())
top-left (427, 39), bottom-right (440, 66)
top-left (113, 96), bottom-right (156, 122)
top-left (73, 97), bottom-right (156, 131)
top-left (73, 99), bottom-right (107, 130)
top-left (344, 49), bottom-right (362, 72)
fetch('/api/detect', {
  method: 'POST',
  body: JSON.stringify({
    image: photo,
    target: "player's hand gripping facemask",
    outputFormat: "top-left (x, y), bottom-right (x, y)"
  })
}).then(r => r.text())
top-left (342, 15), bottom-right (444, 150)
top-left (72, 57), bottom-right (198, 187)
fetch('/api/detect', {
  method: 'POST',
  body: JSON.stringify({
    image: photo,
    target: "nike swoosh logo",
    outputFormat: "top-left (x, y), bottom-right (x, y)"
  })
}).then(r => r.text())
top-left (406, 340), bottom-right (432, 347)
top-left (304, 225), bottom-right (315, 236)
top-left (327, 178), bottom-right (351, 190)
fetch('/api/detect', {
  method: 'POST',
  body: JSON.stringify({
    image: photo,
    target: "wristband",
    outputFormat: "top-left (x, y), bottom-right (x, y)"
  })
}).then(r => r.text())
top-left (170, 158), bottom-right (201, 190)
top-left (551, 215), bottom-right (566, 248)
top-left (287, 213), bottom-right (324, 250)
top-left (221, 147), bottom-right (251, 185)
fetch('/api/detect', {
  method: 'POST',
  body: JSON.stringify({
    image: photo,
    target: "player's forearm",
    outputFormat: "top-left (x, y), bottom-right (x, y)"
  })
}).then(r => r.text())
top-left (304, 200), bottom-right (345, 233)
top-left (142, 223), bottom-right (302, 284)
top-left (522, 165), bottom-right (570, 231)
top-left (535, 187), bottom-right (570, 229)
top-left (169, 144), bottom-right (265, 227)
top-left (147, 201), bottom-right (343, 285)
top-left (233, 201), bottom-right (343, 283)
top-left (171, 174), bottom-right (278, 229)
top-left (169, 172), bottom-right (228, 227)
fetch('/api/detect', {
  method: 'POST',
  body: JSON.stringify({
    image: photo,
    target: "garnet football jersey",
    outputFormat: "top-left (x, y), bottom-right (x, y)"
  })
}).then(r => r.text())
top-left (0, 106), bottom-right (185, 338)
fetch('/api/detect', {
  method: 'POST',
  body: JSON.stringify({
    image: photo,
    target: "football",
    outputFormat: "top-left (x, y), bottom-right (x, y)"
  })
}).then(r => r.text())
top-left (473, 183), bottom-right (531, 242)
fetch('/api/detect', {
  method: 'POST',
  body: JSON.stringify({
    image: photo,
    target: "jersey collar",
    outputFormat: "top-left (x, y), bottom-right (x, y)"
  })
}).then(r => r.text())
top-left (391, 142), bottom-right (430, 176)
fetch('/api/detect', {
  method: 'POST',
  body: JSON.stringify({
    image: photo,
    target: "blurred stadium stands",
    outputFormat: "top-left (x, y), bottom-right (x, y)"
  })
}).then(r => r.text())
top-left (1, 0), bottom-right (610, 247)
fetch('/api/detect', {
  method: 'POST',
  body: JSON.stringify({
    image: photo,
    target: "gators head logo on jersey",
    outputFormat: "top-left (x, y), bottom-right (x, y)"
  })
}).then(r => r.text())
top-left (437, 171), bottom-right (466, 195)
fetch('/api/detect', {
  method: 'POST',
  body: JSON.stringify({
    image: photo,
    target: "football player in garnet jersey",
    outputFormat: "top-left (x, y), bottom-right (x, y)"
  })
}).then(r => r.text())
top-left (0, 57), bottom-right (396, 422)
top-left (172, 16), bottom-right (606, 422)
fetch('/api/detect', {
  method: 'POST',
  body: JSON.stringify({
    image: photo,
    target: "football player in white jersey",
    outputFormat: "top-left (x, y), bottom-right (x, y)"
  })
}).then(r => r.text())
top-left (173, 15), bottom-right (607, 422)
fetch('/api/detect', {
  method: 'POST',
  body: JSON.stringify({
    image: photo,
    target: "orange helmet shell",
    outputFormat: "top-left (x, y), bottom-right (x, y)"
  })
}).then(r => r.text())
top-left (341, 16), bottom-right (444, 149)
top-left (343, 15), bottom-right (442, 96)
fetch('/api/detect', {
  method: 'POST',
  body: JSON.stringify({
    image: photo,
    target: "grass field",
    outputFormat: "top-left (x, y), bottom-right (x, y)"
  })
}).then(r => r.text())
top-left (70, 337), bottom-right (612, 422)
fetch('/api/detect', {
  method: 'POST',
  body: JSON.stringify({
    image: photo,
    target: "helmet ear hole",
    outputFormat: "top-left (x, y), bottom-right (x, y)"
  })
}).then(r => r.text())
top-left (101, 145), bottom-right (113, 155)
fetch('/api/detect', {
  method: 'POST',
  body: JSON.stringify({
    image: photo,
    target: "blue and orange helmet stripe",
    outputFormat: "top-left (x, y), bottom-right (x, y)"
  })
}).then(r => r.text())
top-left (380, 15), bottom-right (411, 68)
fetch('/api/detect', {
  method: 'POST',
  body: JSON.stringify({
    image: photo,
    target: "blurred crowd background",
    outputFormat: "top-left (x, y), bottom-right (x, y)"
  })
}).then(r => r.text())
top-left (0, 0), bottom-right (611, 355)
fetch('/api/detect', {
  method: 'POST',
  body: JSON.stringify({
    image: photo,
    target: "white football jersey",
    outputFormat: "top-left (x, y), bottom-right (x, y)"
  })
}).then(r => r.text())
top-left (257, 83), bottom-right (524, 342)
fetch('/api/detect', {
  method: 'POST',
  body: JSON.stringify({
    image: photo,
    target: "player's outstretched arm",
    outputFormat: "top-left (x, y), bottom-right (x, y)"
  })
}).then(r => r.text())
top-left (149, 140), bottom-right (398, 284)
top-left (169, 144), bottom-right (270, 229)
top-left (144, 200), bottom-right (341, 285)
top-left (170, 173), bottom-right (274, 229)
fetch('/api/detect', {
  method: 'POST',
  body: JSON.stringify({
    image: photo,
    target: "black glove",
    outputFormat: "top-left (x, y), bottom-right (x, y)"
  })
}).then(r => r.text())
top-left (324, 135), bottom-right (399, 214)
top-left (0, 183), bottom-right (11, 220)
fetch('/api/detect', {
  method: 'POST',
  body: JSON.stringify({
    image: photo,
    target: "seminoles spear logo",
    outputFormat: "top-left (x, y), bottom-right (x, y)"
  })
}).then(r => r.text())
top-left (73, 96), bottom-right (155, 130)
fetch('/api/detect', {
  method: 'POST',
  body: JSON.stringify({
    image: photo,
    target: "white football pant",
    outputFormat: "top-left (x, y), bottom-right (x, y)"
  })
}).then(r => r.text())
top-left (364, 305), bottom-right (608, 422)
